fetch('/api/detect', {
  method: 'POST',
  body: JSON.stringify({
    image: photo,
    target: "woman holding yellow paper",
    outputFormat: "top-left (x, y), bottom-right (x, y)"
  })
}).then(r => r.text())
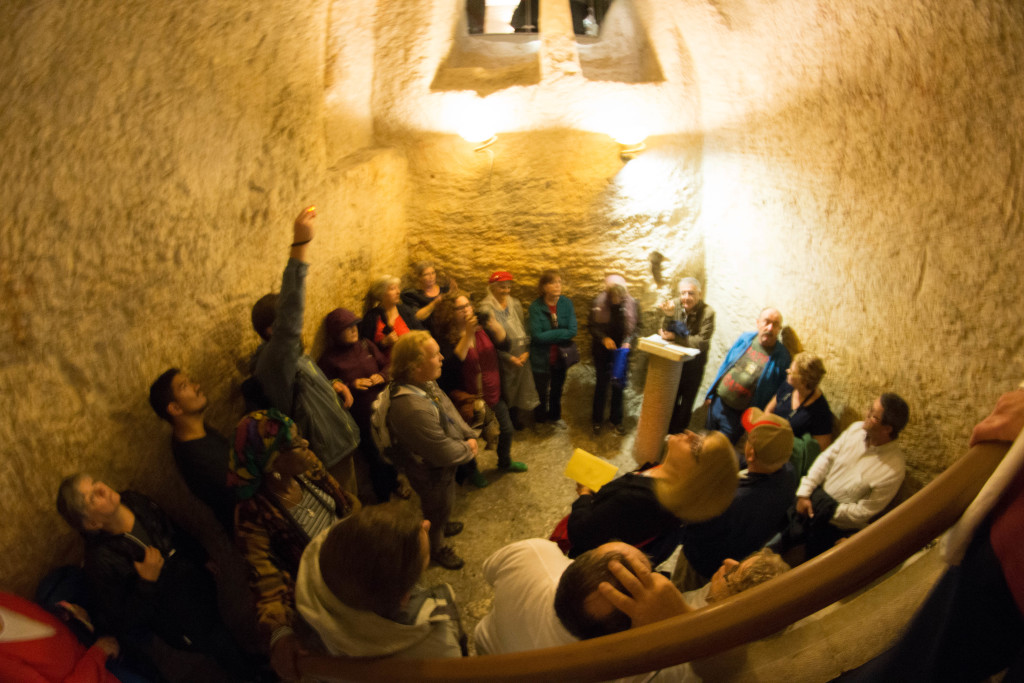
top-left (565, 430), bottom-right (736, 565)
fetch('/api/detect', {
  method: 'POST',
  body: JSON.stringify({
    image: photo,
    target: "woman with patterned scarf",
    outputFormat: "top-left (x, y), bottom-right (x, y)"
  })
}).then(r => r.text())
top-left (228, 408), bottom-right (359, 681)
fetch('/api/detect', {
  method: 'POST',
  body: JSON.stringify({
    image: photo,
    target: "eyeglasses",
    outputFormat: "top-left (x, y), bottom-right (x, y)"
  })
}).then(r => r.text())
top-left (684, 430), bottom-right (706, 463)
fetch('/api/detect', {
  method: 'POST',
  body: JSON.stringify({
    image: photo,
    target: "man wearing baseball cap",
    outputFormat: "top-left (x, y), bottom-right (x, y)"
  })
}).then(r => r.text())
top-left (673, 408), bottom-right (798, 590)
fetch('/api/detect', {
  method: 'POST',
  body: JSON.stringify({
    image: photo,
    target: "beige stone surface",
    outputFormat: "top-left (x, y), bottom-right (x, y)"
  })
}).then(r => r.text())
top-left (0, 1), bottom-right (407, 595)
top-left (0, 1), bottom-right (1021, 649)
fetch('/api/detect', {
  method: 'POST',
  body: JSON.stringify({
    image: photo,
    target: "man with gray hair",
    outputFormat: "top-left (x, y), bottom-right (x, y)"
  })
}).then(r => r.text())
top-left (556, 544), bottom-right (790, 640)
top-left (659, 277), bottom-right (716, 433)
top-left (703, 307), bottom-right (791, 444)
top-left (474, 539), bottom-right (789, 654)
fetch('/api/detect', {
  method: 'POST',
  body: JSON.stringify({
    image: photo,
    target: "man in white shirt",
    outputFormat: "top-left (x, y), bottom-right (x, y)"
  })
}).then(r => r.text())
top-left (783, 393), bottom-right (910, 558)
top-left (474, 539), bottom-right (577, 654)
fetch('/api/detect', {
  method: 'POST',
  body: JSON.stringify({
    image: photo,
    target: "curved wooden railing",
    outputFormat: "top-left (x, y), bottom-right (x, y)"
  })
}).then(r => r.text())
top-left (301, 441), bottom-right (1009, 682)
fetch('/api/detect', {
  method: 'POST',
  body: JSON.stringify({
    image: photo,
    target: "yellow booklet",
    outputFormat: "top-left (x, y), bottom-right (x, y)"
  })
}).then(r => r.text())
top-left (563, 448), bottom-right (619, 492)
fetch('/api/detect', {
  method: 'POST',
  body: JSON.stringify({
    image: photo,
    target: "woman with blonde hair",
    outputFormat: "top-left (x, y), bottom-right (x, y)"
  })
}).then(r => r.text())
top-left (564, 430), bottom-right (737, 565)
top-left (383, 331), bottom-right (477, 570)
top-left (359, 275), bottom-right (423, 358)
top-left (764, 351), bottom-right (833, 450)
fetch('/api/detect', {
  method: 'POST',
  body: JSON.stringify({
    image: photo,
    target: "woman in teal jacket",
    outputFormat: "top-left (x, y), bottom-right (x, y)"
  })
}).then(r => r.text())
top-left (528, 270), bottom-right (577, 428)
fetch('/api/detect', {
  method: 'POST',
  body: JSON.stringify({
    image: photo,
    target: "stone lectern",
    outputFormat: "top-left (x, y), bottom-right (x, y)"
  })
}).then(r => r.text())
top-left (633, 335), bottom-right (700, 466)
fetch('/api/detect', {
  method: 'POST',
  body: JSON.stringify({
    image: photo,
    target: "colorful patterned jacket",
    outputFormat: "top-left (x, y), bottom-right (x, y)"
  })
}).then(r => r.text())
top-left (234, 460), bottom-right (358, 651)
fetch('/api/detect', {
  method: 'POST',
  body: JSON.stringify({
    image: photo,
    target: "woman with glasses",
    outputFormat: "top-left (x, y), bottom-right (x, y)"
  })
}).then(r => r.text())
top-left (528, 269), bottom-right (578, 429)
top-left (433, 293), bottom-right (527, 487)
top-left (564, 430), bottom-right (738, 565)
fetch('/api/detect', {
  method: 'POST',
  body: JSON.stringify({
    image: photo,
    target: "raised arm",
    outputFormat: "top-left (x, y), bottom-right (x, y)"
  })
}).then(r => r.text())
top-left (255, 206), bottom-right (317, 414)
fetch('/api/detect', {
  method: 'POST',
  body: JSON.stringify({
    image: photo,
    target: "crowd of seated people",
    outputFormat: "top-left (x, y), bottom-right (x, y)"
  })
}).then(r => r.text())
top-left (22, 203), bottom-right (951, 683)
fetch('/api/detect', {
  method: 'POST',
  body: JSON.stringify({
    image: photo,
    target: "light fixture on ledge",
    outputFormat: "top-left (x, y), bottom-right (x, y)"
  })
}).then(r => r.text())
top-left (611, 121), bottom-right (648, 161)
top-left (458, 120), bottom-right (498, 152)
top-left (618, 141), bottom-right (646, 161)
top-left (472, 134), bottom-right (498, 152)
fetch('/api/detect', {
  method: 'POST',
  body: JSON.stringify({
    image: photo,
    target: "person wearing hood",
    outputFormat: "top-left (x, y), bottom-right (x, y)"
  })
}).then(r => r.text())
top-left (229, 408), bottom-right (359, 681)
top-left (318, 308), bottom-right (400, 503)
top-left (295, 499), bottom-right (466, 661)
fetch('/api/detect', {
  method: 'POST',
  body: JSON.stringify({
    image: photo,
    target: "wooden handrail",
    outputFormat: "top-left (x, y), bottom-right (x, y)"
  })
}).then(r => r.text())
top-left (301, 441), bottom-right (1008, 682)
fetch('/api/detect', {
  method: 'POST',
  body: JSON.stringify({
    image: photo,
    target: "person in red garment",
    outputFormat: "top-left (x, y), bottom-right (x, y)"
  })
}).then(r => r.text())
top-left (0, 591), bottom-right (121, 683)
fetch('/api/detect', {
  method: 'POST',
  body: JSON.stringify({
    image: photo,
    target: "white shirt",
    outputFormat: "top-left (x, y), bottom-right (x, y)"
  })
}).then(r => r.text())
top-left (474, 539), bottom-right (578, 654)
top-left (796, 421), bottom-right (906, 529)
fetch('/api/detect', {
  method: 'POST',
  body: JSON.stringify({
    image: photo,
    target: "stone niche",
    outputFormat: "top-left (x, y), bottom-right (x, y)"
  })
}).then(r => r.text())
top-left (2, 0), bottom-right (1024, 597)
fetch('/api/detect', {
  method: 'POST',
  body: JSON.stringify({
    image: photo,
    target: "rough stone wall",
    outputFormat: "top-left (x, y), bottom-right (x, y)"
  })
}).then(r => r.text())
top-left (371, 0), bottom-right (705, 347)
top-left (0, 1), bottom-right (406, 595)
top-left (371, 0), bottom-right (1024, 483)
top-left (677, 0), bottom-right (1024, 481)
top-left (3, 0), bottom-right (1024, 598)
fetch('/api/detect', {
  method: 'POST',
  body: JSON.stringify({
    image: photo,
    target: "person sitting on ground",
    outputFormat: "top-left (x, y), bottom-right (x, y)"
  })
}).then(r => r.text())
top-left (673, 409), bottom-right (798, 590)
top-left (148, 367), bottom-right (234, 532)
top-left (589, 274), bottom-right (639, 436)
top-left (434, 292), bottom-right (527, 488)
top-left (0, 590), bottom-right (125, 683)
top-left (294, 499), bottom-right (466, 660)
top-left (55, 474), bottom-right (261, 682)
top-left (555, 543), bottom-right (790, 640)
top-left (382, 331), bottom-right (477, 570)
top-left (660, 277), bottom-right (716, 433)
top-left (704, 307), bottom-right (791, 445)
top-left (400, 260), bottom-right (454, 331)
top-left (764, 351), bottom-right (834, 452)
top-left (228, 408), bottom-right (359, 681)
top-left (565, 430), bottom-right (738, 565)
top-left (359, 275), bottom-right (423, 359)
top-left (477, 270), bottom-right (538, 429)
top-left (249, 206), bottom-right (361, 495)
top-left (776, 393), bottom-right (909, 560)
top-left (317, 307), bottom-right (400, 503)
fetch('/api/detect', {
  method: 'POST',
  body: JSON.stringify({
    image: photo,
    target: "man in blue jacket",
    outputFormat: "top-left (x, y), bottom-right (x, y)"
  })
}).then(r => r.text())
top-left (703, 308), bottom-right (791, 445)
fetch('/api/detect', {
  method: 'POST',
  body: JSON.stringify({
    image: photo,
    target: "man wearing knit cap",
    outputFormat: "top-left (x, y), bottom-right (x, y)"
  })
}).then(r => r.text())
top-left (673, 408), bottom-right (798, 590)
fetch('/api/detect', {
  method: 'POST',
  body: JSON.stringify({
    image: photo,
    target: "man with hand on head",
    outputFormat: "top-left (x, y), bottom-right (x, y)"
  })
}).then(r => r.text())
top-left (704, 308), bottom-right (791, 445)
top-left (554, 543), bottom-right (789, 639)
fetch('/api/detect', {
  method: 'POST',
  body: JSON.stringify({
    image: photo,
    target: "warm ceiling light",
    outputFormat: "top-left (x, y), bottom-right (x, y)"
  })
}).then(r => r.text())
top-left (619, 141), bottom-right (646, 161)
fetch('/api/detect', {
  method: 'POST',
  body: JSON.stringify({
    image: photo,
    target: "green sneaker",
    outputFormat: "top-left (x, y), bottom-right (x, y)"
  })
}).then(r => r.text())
top-left (469, 470), bottom-right (490, 488)
top-left (499, 460), bottom-right (528, 473)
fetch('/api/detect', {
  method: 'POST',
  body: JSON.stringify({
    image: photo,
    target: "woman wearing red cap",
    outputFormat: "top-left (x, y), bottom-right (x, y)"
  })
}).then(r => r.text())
top-left (479, 271), bottom-right (539, 428)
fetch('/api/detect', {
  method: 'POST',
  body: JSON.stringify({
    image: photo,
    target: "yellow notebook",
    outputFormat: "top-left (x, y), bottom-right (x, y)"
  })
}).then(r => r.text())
top-left (563, 448), bottom-right (619, 492)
